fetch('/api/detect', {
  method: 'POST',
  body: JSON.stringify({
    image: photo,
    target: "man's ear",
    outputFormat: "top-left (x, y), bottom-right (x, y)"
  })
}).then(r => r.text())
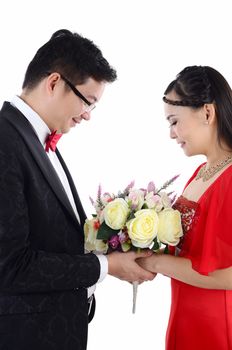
top-left (46, 73), bottom-right (61, 93)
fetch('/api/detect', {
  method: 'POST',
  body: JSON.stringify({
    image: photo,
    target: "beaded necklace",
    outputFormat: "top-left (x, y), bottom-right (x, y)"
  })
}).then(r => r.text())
top-left (195, 155), bottom-right (232, 182)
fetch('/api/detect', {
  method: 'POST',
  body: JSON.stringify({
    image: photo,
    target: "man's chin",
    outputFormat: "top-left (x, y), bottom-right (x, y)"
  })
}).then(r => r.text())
top-left (60, 127), bottom-right (71, 134)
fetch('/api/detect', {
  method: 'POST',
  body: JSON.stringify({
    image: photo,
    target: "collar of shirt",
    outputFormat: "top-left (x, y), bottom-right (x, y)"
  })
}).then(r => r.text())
top-left (11, 95), bottom-right (50, 148)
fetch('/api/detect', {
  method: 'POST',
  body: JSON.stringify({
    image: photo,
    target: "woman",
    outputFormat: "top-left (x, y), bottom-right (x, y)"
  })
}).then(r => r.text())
top-left (139, 66), bottom-right (232, 349)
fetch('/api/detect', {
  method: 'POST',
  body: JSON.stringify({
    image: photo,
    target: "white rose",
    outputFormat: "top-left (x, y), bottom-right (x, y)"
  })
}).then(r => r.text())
top-left (104, 198), bottom-right (130, 230)
top-left (157, 208), bottom-right (183, 246)
top-left (127, 209), bottom-right (159, 248)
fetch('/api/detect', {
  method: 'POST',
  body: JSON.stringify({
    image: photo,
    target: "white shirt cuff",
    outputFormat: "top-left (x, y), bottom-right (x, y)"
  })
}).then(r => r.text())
top-left (87, 284), bottom-right (96, 298)
top-left (87, 254), bottom-right (108, 298)
top-left (96, 254), bottom-right (108, 283)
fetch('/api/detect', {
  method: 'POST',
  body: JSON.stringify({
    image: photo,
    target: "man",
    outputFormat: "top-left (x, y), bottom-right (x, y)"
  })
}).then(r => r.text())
top-left (0, 29), bottom-right (154, 350)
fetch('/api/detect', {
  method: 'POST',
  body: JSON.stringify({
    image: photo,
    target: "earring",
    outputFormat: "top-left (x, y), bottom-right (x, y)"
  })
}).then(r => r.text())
top-left (204, 121), bottom-right (209, 125)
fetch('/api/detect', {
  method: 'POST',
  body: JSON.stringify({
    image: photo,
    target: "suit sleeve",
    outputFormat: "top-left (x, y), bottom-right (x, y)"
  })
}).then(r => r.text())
top-left (0, 142), bottom-right (100, 294)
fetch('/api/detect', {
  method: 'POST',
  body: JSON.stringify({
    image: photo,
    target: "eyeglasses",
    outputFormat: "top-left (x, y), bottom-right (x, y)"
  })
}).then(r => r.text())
top-left (60, 74), bottom-right (96, 112)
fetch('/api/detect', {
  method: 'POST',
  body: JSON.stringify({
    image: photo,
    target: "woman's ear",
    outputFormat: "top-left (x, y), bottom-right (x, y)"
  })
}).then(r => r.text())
top-left (203, 103), bottom-right (216, 125)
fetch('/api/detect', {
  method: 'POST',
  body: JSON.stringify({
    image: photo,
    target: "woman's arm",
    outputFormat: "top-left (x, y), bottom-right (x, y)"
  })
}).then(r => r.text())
top-left (138, 253), bottom-right (232, 290)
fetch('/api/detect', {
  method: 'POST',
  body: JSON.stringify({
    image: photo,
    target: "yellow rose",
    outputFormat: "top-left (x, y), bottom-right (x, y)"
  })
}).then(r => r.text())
top-left (104, 198), bottom-right (130, 230)
top-left (84, 219), bottom-right (108, 253)
top-left (157, 208), bottom-right (183, 246)
top-left (127, 209), bottom-right (159, 248)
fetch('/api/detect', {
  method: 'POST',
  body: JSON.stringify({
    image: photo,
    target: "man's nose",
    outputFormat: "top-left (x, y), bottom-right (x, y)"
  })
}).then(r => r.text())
top-left (81, 111), bottom-right (91, 121)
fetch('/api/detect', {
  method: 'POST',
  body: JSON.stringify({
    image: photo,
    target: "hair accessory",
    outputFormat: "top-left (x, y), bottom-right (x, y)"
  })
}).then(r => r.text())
top-left (163, 96), bottom-right (204, 108)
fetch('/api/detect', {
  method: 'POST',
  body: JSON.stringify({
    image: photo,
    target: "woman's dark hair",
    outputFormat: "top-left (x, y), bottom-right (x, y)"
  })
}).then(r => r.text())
top-left (22, 29), bottom-right (117, 89)
top-left (163, 65), bottom-right (232, 149)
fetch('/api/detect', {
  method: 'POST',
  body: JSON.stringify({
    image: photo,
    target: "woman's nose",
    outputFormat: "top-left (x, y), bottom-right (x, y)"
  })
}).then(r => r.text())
top-left (170, 128), bottom-right (177, 139)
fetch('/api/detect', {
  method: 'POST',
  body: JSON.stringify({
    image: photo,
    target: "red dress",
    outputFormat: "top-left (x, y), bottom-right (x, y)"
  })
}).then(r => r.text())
top-left (166, 164), bottom-right (232, 350)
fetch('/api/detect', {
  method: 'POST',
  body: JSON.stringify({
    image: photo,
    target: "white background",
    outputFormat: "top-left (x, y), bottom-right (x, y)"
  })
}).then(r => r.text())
top-left (0, 1), bottom-right (231, 349)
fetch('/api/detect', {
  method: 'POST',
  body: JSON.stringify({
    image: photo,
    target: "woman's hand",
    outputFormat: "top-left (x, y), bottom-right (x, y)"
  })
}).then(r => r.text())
top-left (139, 252), bottom-right (232, 290)
top-left (107, 249), bottom-right (156, 283)
top-left (137, 252), bottom-right (159, 275)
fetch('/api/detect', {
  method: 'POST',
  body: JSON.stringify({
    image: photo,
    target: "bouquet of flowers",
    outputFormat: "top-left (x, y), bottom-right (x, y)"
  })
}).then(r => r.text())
top-left (84, 176), bottom-right (183, 313)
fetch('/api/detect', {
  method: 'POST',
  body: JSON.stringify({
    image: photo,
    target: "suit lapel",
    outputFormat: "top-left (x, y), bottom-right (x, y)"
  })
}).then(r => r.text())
top-left (1, 102), bottom-right (80, 227)
top-left (56, 150), bottom-right (87, 227)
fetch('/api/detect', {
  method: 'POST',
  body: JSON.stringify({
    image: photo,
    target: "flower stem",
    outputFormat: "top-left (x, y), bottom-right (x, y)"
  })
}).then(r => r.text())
top-left (132, 281), bottom-right (139, 314)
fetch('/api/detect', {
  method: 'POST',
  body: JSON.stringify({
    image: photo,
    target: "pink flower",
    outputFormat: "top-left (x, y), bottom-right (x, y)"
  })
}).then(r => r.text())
top-left (145, 192), bottom-right (162, 209)
top-left (118, 231), bottom-right (129, 244)
top-left (127, 189), bottom-right (145, 210)
top-left (101, 192), bottom-right (115, 206)
top-left (147, 181), bottom-right (156, 193)
top-left (109, 235), bottom-right (120, 249)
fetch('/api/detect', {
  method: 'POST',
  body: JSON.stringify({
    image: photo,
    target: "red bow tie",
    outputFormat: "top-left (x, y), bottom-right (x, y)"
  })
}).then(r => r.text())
top-left (45, 131), bottom-right (62, 152)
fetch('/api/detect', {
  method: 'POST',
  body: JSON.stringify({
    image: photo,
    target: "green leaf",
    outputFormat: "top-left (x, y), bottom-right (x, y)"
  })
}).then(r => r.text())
top-left (121, 242), bottom-right (131, 252)
top-left (164, 245), bottom-right (169, 254)
top-left (152, 237), bottom-right (160, 251)
top-left (97, 221), bottom-right (120, 240)
top-left (127, 211), bottom-right (136, 221)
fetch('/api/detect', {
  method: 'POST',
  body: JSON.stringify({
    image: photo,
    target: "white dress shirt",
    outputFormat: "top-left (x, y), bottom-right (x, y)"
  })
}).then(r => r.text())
top-left (11, 96), bottom-right (108, 296)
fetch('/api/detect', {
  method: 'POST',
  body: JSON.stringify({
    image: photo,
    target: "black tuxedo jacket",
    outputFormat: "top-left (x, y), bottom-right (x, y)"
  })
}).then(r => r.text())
top-left (0, 102), bottom-right (100, 350)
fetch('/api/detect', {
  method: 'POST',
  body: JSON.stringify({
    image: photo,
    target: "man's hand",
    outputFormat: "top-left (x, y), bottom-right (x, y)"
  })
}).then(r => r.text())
top-left (107, 250), bottom-right (156, 283)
